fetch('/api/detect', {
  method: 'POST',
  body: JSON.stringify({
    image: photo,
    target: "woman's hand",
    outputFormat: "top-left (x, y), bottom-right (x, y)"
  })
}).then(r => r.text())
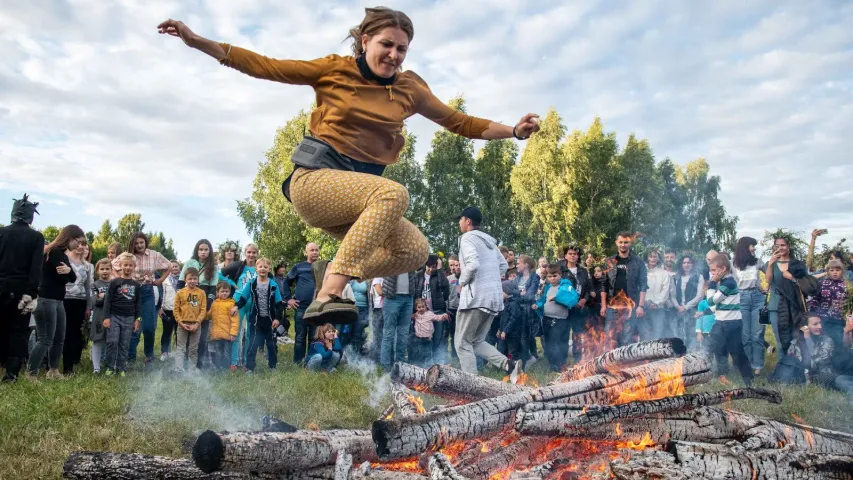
top-left (57, 262), bottom-right (71, 275)
top-left (229, 306), bottom-right (239, 316)
top-left (811, 228), bottom-right (828, 239)
top-left (157, 19), bottom-right (197, 47)
top-left (782, 270), bottom-right (794, 281)
top-left (768, 252), bottom-right (780, 266)
top-left (514, 114), bottom-right (540, 139)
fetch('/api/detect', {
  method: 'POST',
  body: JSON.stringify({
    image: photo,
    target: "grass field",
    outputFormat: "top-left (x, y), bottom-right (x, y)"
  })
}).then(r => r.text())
top-left (1, 327), bottom-right (852, 479)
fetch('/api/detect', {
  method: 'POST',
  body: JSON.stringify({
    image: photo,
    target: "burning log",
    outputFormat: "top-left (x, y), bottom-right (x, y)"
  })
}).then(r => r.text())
top-left (393, 384), bottom-right (424, 417)
top-left (392, 363), bottom-right (429, 391)
top-left (610, 441), bottom-right (853, 480)
top-left (456, 437), bottom-right (548, 480)
top-left (62, 451), bottom-right (283, 479)
top-left (372, 354), bottom-right (712, 460)
top-left (427, 453), bottom-right (469, 480)
top-left (515, 387), bottom-right (783, 435)
top-left (378, 404), bottom-right (396, 421)
top-left (192, 429), bottom-right (378, 474)
top-left (425, 364), bottom-right (526, 402)
top-left (553, 338), bottom-right (686, 384)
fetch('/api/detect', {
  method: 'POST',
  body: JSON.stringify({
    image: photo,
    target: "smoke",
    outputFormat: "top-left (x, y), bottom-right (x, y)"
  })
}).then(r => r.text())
top-left (343, 346), bottom-right (391, 409)
top-left (126, 371), bottom-right (261, 432)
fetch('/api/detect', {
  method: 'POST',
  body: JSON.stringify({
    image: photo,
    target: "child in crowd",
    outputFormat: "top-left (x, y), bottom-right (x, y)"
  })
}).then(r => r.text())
top-left (207, 281), bottom-right (239, 371)
top-left (694, 294), bottom-right (728, 370)
top-left (173, 267), bottom-right (207, 373)
top-left (411, 298), bottom-right (449, 367)
top-left (89, 258), bottom-right (112, 373)
top-left (159, 261), bottom-right (180, 361)
top-left (706, 254), bottom-right (753, 386)
top-left (103, 253), bottom-right (141, 376)
top-left (231, 258), bottom-right (282, 374)
top-left (533, 264), bottom-right (579, 372)
top-left (306, 323), bottom-right (343, 372)
top-left (807, 259), bottom-right (850, 347)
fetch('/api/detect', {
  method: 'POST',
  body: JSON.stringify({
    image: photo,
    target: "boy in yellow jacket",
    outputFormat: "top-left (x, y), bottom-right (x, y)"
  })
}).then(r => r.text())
top-left (207, 281), bottom-right (239, 370)
top-left (173, 268), bottom-right (207, 373)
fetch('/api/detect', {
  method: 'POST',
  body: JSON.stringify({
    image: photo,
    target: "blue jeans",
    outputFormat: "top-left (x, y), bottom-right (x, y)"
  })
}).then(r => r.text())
top-left (128, 284), bottom-right (157, 361)
top-left (769, 310), bottom-right (781, 353)
top-left (380, 295), bottom-right (413, 366)
top-left (230, 310), bottom-right (252, 367)
top-left (370, 307), bottom-right (384, 361)
top-left (740, 289), bottom-right (765, 370)
top-left (306, 352), bottom-right (342, 372)
top-left (431, 315), bottom-right (450, 365)
top-left (605, 308), bottom-right (638, 347)
top-left (293, 307), bottom-right (314, 364)
top-left (822, 317), bottom-right (845, 349)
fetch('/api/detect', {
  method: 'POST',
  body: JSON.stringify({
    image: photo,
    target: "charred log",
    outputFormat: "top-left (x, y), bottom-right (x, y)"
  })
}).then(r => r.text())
top-left (378, 404), bottom-right (396, 421)
top-left (372, 354), bottom-right (712, 460)
top-left (425, 364), bottom-right (526, 402)
top-left (62, 451), bottom-right (282, 480)
top-left (393, 384), bottom-right (421, 417)
top-left (428, 453), bottom-right (470, 480)
top-left (610, 441), bottom-right (853, 480)
top-left (554, 338), bottom-right (686, 384)
top-left (392, 363), bottom-right (430, 391)
top-left (457, 437), bottom-right (548, 480)
top-left (515, 388), bottom-right (782, 435)
top-left (192, 429), bottom-right (378, 474)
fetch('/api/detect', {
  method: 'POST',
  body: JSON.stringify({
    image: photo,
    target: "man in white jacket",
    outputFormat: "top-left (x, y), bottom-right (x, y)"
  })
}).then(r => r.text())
top-left (455, 207), bottom-right (522, 379)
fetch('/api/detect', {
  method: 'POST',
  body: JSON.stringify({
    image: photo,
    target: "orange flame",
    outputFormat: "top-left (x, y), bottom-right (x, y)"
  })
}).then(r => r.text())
top-left (791, 413), bottom-right (805, 424)
top-left (371, 460), bottom-right (421, 472)
top-left (502, 372), bottom-right (538, 387)
top-left (613, 358), bottom-right (685, 404)
top-left (615, 423), bottom-right (623, 436)
top-left (792, 415), bottom-right (816, 448)
top-left (719, 375), bottom-right (733, 386)
top-left (406, 394), bottom-right (426, 414)
top-left (608, 290), bottom-right (636, 316)
top-left (617, 431), bottom-right (655, 450)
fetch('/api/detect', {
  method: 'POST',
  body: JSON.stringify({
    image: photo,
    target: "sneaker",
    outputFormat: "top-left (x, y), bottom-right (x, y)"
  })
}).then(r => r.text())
top-left (119, 371), bottom-right (127, 377)
top-left (329, 367), bottom-right (337, 374)
top-left (104, 369), bottom-right (114, 377)
top-left (24, 373), bottom-right (40, 383)
top-left (159, 353), bottom-right (169, 362)
top-left (245, 370), bottom-right (254, 376)
top-left (93, 370), bottom-right (100, 374)
top-left (229, 365), bottom-right (238, 372)
top-left (46, 369), bottom-right (64, 380)
top-left (144, 358), bottom-right (154, 372)
top-left (277, 336), bottom-right (294, 345)
top-left (525, 356), bottom-right (538, 369)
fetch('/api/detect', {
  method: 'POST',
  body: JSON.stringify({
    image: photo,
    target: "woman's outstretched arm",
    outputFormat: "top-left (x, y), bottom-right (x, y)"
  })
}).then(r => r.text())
top-left (157, 19), bottom-right (226, 60)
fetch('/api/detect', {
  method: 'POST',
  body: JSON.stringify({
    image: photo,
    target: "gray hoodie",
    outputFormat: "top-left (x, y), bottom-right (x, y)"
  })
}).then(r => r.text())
top-left (457, 230), bottom-right (508, 313)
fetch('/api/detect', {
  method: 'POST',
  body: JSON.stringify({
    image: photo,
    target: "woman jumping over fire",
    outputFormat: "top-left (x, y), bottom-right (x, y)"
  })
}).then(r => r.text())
top-left (157, 7), bottom-right (540, 324)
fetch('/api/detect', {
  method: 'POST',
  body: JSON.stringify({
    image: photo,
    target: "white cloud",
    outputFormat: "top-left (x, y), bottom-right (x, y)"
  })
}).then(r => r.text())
top-left (0, 0), bottom-right (851, 255)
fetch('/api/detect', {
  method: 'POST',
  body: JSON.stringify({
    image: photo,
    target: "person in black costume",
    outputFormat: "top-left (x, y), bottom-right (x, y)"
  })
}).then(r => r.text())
top-left (0, 194), bottom-right (44, 382)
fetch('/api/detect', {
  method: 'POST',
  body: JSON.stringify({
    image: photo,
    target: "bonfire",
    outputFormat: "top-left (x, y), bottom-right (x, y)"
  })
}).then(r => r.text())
top-left (62, 338), bottom-right (853, 480)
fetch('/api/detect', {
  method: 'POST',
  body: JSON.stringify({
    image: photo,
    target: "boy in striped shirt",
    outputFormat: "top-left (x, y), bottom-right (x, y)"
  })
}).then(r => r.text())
top-left (706, 254), bottom-right (753, 386)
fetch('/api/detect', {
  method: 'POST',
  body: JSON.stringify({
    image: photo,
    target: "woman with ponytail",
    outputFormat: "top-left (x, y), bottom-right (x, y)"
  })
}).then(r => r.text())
top-left (28, 224), bottom-right (86, 379)
top-left (157, 7), bottom-right (540, 325)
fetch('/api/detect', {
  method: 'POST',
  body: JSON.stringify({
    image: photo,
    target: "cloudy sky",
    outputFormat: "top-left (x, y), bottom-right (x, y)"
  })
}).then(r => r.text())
top-left (1, 0), bottom-right (851, 258)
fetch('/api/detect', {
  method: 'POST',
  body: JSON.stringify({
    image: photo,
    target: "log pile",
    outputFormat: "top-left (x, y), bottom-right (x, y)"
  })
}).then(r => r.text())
top-left (62, 339), bottom-right (853, 480)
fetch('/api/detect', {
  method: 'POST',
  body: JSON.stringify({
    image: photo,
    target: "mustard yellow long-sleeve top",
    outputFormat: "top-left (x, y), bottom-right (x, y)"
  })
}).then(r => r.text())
top-left (218, 45), bottom-right (493, 166)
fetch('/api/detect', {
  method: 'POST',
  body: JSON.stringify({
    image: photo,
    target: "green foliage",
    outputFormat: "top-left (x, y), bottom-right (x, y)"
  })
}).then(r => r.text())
top-left (761, 228), bottom-right (808, 260)
top-left (114, 213), bottom-right (145, 250)
top-left (41, 225), bottom-right (60, 243)
top-left (237, 107), bottom-right (341, 266)
top-left (384, 129), bottom-right (427, 231)
top-left (813, 238), bottom-right (852, 271)
top-left (474, 139), bottom-right (521, 249)
top-left (422, 97), bottom-right (477, 254)
top-left (216, 239), bottom-right (244, 263)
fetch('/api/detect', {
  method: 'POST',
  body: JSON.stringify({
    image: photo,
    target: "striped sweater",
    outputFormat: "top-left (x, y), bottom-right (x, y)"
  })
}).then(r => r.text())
top-left (706, 274), bottom-right (742, 321)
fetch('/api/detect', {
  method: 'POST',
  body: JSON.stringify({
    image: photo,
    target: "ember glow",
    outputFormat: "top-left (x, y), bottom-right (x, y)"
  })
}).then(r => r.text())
top-left (617, 431), bottom-right (655, 450)
top-left (613, 357), bottom-right (686, 404)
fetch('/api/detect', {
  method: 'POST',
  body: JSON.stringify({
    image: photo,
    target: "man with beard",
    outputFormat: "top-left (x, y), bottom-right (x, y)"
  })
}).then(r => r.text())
top-left (446, 255), bottom-right (461, 359)
top-left (600, 232), bottom-right (648, 347)
top-left (663, 249), bottom-right (677, 277)
top-left (0, 194), bottom-right (44, 382)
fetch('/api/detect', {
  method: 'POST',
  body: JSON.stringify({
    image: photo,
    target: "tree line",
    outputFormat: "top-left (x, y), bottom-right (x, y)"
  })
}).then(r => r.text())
top-left (237, 96), bottom-right (739, 267)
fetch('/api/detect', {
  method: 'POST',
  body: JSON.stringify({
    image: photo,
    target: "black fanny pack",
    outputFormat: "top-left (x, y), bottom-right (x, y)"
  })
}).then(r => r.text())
top-left (281, 136), bottom-right (385, 202)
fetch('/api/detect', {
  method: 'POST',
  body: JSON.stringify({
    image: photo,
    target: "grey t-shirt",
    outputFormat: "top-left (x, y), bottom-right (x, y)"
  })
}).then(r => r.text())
top-left (396, 273), bottom-right (409, 295)
top-left (257, 281), bottom-right (270, 318)
top-left (543, 286), bottom-right (569, 319)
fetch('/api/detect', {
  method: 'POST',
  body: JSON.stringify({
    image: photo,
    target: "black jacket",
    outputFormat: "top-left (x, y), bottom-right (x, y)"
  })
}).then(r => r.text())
top-left (221, 260), bottom-right (248, 286)
top-left (381, 271), bottom-right (417, 299)
top-left (0, 223), bottom-right (44, 297)
top-left (674, 273), bottom-right (701, 306)
top-left (414, 269), bottom-right (450, 313)
top-left (234, 278), bottom-right (284, 325)
top-left (603, 253), bottom-right (648, 303)
top-left (559, 260), bottom-right (594, 304)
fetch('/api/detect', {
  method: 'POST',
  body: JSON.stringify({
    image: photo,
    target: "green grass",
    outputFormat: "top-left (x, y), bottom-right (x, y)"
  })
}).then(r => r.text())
top-left (1, 326), bottom-right (851, 479)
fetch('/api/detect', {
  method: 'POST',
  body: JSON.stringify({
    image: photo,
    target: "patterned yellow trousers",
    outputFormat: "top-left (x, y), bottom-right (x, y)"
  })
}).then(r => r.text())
top-left (289, 168), bottom-right (429, 280)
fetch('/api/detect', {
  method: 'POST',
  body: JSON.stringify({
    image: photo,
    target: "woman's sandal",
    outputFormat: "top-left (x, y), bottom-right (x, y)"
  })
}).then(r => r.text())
top-left (303, 295), bottom-right (358, 326)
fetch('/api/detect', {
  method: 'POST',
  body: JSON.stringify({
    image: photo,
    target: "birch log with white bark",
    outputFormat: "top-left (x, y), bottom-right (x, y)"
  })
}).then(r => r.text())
top-left (553, 338), bottom-right (686, 384)
top-left (392, 363), bottom-right (430, 391)
top-left (62, 451), bottom-right (282, 480)
top-left (372, 353), bottom-right (712, 460)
